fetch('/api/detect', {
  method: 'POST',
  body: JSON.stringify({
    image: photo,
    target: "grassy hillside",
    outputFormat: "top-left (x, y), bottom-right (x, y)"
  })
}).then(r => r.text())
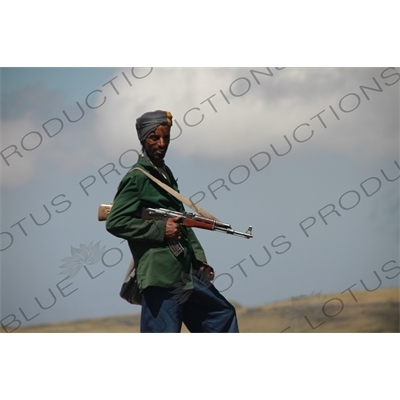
top-left (13, 287), bottom-right (399, 333)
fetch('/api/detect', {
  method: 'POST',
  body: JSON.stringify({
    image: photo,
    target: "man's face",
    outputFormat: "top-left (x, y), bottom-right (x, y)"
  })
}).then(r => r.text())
top-left (144, 125), bottom-right (171, 166)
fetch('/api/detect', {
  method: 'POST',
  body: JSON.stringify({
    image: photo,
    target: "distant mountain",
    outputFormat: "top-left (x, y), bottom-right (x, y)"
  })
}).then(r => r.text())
top-left (13, 287), bottom-right (399, 333)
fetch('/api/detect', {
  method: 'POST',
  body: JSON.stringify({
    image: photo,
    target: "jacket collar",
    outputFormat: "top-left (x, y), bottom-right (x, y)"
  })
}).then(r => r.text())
top-left (137, 154), bottom-right (176, 188)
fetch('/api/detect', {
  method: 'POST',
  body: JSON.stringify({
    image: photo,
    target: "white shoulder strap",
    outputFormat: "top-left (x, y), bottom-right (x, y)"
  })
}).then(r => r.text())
top-left (131, 167), bottom-right (219, 221)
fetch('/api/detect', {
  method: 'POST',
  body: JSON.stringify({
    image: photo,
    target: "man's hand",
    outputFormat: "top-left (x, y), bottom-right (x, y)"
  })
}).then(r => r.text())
top-left (165, 216), bottom-right (182, 240)
top-left (198, 261), bottom-right (215, 282)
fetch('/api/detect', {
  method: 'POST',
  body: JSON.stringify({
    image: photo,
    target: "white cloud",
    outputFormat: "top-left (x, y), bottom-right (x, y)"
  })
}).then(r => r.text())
top-left (90, 67), bottom-right (399, 165)
top-left (1, 67), bottom-right (398, 189)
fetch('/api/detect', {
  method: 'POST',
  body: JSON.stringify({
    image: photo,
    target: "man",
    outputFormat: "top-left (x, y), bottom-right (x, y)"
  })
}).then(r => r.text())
top-left (106, 110), bottom-right (239, 333)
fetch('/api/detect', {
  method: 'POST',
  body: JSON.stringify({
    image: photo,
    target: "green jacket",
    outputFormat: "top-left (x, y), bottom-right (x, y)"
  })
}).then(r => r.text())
top-left (106, 155), bottom-right (207, 292)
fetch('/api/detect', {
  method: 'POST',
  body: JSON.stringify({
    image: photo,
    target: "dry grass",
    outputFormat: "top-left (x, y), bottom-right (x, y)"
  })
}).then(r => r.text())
top-left (13, 287), bottom-right (399, 333)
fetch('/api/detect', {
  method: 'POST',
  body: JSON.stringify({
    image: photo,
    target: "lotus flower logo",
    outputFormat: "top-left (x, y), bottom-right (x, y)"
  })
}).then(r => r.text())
top-left (58, 241), bottom-right (106, 278)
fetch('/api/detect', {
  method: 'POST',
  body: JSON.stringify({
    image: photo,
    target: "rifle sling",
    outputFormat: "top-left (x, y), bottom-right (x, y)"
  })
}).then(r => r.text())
top-left (131, 167), bottom-right (220, 221)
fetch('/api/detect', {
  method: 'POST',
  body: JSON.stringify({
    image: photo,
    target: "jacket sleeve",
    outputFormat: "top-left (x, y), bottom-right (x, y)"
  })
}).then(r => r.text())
top-left (105, 173), bottom-right (166, 242)
top-left (186, 227), bottom-right (207, 265)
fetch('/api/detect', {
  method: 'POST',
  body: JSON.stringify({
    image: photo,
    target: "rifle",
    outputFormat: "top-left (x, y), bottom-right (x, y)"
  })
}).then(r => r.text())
top-left (141, 207), bottom-right (253, 239)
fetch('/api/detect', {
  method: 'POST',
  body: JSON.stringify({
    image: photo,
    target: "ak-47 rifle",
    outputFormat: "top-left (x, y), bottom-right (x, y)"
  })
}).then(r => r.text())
top-left (140, 207), bottom-right (253, 239)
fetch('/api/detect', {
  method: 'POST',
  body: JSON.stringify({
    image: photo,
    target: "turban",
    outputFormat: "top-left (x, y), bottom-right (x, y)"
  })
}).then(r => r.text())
top-left (136, 110), bottom-right (173, 143)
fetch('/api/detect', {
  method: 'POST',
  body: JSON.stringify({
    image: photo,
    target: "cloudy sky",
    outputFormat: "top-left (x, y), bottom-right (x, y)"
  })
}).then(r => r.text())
top-left (1, 67), bottom-right (399, 332)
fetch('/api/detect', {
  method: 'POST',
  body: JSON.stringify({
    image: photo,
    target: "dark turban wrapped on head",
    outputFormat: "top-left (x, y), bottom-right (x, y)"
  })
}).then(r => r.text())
top-left (136, 110), bottom-right (173, 143)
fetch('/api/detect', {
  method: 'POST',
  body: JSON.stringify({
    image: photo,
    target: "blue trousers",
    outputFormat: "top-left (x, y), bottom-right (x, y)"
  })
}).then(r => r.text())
top-left (140, 275), bottom-right (239, 333)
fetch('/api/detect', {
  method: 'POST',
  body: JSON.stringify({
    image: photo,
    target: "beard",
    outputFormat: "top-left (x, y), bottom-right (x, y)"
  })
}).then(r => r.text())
top-left (145, 146), bottom-right (168, 164)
